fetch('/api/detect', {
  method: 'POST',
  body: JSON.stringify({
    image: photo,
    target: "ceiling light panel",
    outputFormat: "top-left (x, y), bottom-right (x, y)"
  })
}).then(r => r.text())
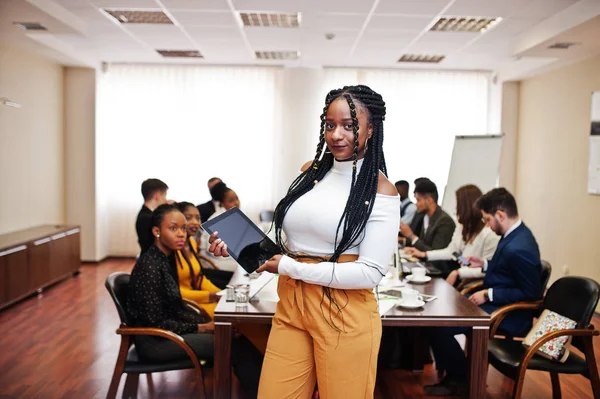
top-left (13, 22), bottom-right (47, 31)
top-left (430, 17), bottom-right (501, 33)
top-left (398, 54), bottom-right (445, 63)
top-left (547, 42), bottom-right (578, 49)
top-left (239, 12), bottom-right (300, 28)
top-left (157, 50), bottom-right (203, 57)
top-left (255, 51), bottom-right (300, 60)
top-left (104, 10), bottom-right (174, 24)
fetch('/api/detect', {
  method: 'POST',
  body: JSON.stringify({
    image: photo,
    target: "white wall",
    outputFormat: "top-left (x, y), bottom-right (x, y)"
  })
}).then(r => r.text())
top-left (64, 67), bottom-right (98, 261)
top-left (516, 54), bottom-right (600, 294)
top-left (0, 45), bottom-right (65, 234)
top-left (498, 81), bottom-right (520, 192)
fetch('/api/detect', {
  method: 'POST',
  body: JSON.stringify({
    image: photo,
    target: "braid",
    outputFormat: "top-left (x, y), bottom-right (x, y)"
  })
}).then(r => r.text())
top-left (273, 85), bottom-right (388, 332)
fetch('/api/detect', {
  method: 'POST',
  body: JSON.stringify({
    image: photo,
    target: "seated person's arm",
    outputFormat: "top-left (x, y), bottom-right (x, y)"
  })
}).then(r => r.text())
top-left (413, 218), bottom-right (456, 252)
top-left (134, 266), bottom-right (199, 335)
top-left (425, 225), bottom-right (462, 261)
top-left (458, 267), bottom-right (484, 279)
top-left (489, 249), bottom-right (542, 305)
top-left (180, 285), bottom-right (212, 303)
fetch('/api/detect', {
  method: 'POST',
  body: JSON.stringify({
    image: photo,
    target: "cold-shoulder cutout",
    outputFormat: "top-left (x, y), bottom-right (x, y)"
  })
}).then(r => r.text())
top-left (377, 172), bottom-right (397, 196)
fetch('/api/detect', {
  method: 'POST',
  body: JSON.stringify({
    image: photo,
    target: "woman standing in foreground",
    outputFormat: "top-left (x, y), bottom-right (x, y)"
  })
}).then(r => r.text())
top-left (210, 85), bottom-right (399, 398)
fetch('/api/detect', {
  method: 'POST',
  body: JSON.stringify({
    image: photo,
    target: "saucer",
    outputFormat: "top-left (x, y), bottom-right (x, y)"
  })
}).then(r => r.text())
top-left (406, 275), bottom-right (432, 284)
top-left (398, 299), bottom-right (425, 309)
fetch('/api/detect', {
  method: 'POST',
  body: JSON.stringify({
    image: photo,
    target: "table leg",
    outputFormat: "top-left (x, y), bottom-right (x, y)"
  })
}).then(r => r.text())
top-left (214, 321), bottom-right (233, 399)
top-left (467, 326), bottom-right (488, 398)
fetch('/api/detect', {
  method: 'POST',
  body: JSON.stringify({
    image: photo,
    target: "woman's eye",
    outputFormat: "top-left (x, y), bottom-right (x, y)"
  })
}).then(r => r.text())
top-left (344, 123), bottom-right (353, 130)
top-left (325, 123), bottom-right (334, 130)
top-left (170, 226), bottom-right (177, 231)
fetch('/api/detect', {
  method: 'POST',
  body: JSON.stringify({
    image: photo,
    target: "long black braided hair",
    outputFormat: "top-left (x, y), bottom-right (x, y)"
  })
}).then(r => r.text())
top-left (272, 85), bottom-right (387, 331)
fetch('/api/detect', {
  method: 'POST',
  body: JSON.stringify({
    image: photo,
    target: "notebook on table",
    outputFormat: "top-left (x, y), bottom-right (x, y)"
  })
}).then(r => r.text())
top-left (401, 259), bottom-right (443, 276)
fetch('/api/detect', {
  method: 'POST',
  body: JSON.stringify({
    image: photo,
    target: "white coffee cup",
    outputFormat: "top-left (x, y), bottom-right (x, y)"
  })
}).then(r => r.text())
top-left (400, 288), bottom-right (423, 305)
top-left (411, 266), bottom-right (428, 280)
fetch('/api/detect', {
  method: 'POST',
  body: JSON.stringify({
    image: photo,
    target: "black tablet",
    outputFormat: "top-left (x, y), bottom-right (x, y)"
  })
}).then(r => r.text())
top-left (201, 207), bottom-right (281, 273)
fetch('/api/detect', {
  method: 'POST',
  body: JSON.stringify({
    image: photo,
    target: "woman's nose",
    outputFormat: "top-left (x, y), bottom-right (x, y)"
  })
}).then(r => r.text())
top-left (331, 126), bottom-right (344, 140)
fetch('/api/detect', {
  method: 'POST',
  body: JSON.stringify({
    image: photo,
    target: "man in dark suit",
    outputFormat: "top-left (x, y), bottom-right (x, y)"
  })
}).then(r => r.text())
top-left (424, 188), bottom-right (542, 396)
top-left (197, 177), bottom-right (222, 223)
top-left (135, 178), bottom-right (169, 255)
top-left (400, 180), bottom-right (455, 253)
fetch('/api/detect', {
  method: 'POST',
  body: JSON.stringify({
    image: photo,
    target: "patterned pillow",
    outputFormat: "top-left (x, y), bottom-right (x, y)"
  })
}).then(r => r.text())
top-left (523, 309), bottom-right (577, 363)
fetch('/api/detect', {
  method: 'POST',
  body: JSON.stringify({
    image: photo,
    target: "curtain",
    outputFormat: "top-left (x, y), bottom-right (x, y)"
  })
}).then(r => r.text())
top-left (97, 64), bottom-right (280, 256)
top-left (96, 65), bottom-right (489, 256)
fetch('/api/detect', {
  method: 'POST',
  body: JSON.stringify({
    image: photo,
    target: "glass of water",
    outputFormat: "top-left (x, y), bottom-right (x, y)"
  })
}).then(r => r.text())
top-left (234, 284), bottom-right (250, 307)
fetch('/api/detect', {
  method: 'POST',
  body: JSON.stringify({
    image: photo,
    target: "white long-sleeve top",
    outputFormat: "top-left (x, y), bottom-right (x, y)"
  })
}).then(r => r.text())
top-left (277, 159), bottom-right (400, 289)
top-left (425, 224), bottom-right (499, 262)
top-left (426, 224), bottom-right (499, 279)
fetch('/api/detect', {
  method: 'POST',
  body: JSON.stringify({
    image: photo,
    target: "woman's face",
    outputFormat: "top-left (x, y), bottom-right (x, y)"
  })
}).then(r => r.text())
top-left (325, 97), bottom-right (372, 161)
top-left (182, 206), bottom-right (201, 236)
top-left (153, 210), bottom-right (187, 251)
top-left (222, 190), bottom-right (240, 210)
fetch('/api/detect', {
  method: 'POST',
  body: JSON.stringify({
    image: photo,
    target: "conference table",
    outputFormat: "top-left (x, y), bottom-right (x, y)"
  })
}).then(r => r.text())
top-left (214, 269), bottom-right (490, 399)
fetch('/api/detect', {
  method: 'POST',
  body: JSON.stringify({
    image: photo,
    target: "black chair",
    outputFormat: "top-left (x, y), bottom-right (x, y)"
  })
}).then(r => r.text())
top-left (259, 210), bottom-right (274, 223)
top-left (487, 276), bottom-right (600, 399)
top-left (105, 272), bottom-right (209, 399)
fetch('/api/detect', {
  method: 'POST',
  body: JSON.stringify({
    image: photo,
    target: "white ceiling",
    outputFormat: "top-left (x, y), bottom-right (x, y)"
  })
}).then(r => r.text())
top-left (1, 0), bottom-right (600, 79)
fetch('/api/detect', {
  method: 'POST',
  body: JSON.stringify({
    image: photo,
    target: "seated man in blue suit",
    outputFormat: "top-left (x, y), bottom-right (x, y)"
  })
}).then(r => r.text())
top-left (424, 187), bottom-right (542, 396)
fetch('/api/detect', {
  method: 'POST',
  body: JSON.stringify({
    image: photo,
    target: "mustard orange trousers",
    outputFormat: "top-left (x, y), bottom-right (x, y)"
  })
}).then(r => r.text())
top-left (258, 256), bottom-right (381, 399)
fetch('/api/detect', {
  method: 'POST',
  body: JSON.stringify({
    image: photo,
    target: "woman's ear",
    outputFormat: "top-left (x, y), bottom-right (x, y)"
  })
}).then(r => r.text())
top-left (368, 123), bottom-right (373, 138)
top-left (152, 226), bottom-right (160, 238)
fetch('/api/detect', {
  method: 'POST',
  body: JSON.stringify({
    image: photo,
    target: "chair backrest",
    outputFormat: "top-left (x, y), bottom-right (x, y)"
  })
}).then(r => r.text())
top-left (540, 260), bottom-right (552, 291)
top-left (259, 210), bottom-right (274, 222)
top-left (105, 272), bottom-right (131, 325)
top-left (542, 276), bottom-right (600, 351)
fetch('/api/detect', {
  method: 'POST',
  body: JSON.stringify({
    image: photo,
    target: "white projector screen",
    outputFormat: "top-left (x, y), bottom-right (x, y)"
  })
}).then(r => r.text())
top-left (441, 134), bottom-right (503, 216)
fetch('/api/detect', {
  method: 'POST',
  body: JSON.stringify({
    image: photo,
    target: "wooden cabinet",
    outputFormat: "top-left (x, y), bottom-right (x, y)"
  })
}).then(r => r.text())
top-left (0, 225), bottom-right (81, 310)
top-left (29, 238), bottom-right (51, 290)
top-left (5, 246), bottom-right (29, 300)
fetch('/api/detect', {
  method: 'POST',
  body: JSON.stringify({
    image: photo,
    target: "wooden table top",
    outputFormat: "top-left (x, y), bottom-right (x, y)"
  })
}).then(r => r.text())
top-left (215, 269), bottom-right (489, 327)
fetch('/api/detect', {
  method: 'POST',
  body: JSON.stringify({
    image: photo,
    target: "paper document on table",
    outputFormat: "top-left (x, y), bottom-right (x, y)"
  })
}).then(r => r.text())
top-left (378, 298), bottom-right (398, 316)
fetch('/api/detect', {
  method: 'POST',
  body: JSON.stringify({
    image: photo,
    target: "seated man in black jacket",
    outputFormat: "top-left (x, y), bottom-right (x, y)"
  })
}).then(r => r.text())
top-left (197, 177), bottom-right (223, 223)
top-left (135, 178), bottom-right (169, 256)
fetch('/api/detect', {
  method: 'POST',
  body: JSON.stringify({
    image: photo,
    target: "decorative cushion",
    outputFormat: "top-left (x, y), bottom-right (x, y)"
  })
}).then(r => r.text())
top-left (523, 309), bottom-right (576, 362)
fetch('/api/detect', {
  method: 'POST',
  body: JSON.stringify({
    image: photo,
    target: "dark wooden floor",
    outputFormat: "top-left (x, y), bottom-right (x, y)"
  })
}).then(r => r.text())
top-left (0, 258), bottom-right (597, 398)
